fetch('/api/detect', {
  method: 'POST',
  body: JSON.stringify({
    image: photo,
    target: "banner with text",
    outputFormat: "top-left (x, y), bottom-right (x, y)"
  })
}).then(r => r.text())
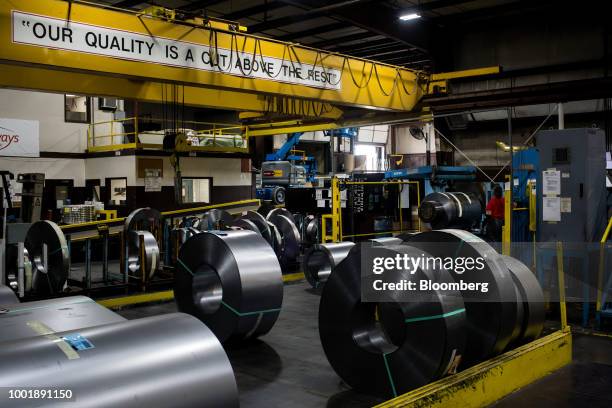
top-left (0, 118), bottom-right (40, 157)
top-left (12, 11), bottom-right (342, 90)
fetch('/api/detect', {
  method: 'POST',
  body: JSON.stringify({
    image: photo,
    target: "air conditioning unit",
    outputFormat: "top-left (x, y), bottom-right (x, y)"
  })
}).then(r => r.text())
top-left (98, 97), bottom-right (118, 111)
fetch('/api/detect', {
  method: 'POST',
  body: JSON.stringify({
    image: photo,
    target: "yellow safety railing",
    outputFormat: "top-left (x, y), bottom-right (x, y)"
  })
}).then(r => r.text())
top-left (87, 117), bottom-right (248, 153)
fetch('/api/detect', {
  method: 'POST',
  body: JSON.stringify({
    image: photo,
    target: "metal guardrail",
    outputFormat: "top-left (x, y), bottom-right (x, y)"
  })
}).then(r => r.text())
top-left (87, 117), bottom-right (248, 153)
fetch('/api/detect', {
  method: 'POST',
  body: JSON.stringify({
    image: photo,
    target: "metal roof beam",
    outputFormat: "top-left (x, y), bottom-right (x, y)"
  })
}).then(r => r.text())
top-left (279, 0), bottom-right (432, 52)
top-left (308, 32), bottom-right (378, 49)
top-left (222, 1), bottom-right (286, 21)
top-left (278, 22), bottom-right (347, 42)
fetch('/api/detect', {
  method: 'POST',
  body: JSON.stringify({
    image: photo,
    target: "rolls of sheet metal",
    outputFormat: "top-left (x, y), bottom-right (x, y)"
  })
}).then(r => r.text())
top-left (268, 221), bottom-right (283, 255)
top-left (125, 208), bottom-right (161, 280)
top-left (0, 285), bottom-right (18, 304)
top-left (369, 237), bottom-right (403, 246)
top-left (5, 246), bottom-right (32, 295)
top-left (319, 244), bottom-right (466, 397)
top-left (127, 230), bottom-right (160, 278)
top-left (418, 192), bottom-right (482, 230)
top-left (24, 220), bottom-right (69, 296)
top-left (0, 313), bottom-right (239, 408)
top-left (303, 242), bottom-right (355, 288)
top-left (200, 209), bottom-right (233, 231)
top-left (237, 210), bottom-right (273, 246)
top-left (230, 218), bottom-right (260, 234)
top-left (266, 207), bottom-right (297, 225)
top-left (405, 229), bottom-right (517, 366)
top-left (175, 230), bottom-right (283, 342)
top-left (124, 207), bottom-right (162, 232)
top-left (303, 215), bottom-right (319, 245)
top-left (267, 213), bottom-right (301, 265)
top-left (501, 255), bottom-right (545, 344)
top-left (0, 296), bottom-right (126, 342)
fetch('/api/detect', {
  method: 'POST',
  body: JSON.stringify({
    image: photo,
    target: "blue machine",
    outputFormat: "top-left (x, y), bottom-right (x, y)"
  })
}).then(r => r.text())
top-left (511, 148), bottom-right (540, 243)
top-left (264, 132), bottom-right (317, 182)
top-left (257, 129), bottom-right (358, 203)
top-left (384, 165), bottom-right (477, 195)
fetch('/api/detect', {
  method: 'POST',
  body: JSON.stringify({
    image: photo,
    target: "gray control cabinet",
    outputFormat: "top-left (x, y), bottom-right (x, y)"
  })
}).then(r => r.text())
top-left (536, 128), bottom-right (607, 242)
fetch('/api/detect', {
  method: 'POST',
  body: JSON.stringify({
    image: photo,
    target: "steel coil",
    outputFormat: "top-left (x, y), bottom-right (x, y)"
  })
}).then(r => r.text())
top-left (230, 218), bottom-right (261, 234)
top-left (200, 209), bottom-right (233, 231)
top-left (24, 221), bottom-right (69, 296)
top-left (303, 215), bottom-right (319, 245)
top-left (124, 207), bottom-right (162, 232)
top-left (369, 237), bottom-right (403, 246)
top-left (303, 242), bottom-right (355, 288)
top-left (501, 255), bottom-right (545, 344)
top-left (418, 192), bottom-right (482, 230)
top-left (319, 244), bottom-right (466, 397)
top-left (405, 229), bottom-right (517, 366)
top-left (127, 230), bottom-right (160, 279)
top-left (0, 313), bottom-right (238, 408)
top-left (237, 210), bottom-right (273, 246)
top-left (175, 230), bottom-right (283, 342)
top-left (267, 213), bottom-right (301, 265)
top-left (0, 296), bottom-right (126, 343)
top-left (5, 246), bottom-right (32, 295)
top-left (266, 207), bottom-right (296, 225)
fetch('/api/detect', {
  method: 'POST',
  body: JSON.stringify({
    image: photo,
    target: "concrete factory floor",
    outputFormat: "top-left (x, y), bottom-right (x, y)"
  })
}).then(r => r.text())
top-left (115, 281), bottom-right (612, 408)
top-left (116, 281), bottom-right (384, 407)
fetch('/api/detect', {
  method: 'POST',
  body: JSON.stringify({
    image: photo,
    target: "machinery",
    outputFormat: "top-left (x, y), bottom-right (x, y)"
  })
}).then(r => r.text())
top-left (385, 165), bottom-right (478, 194)
top-left (257, 132), bottom-right (313, 205)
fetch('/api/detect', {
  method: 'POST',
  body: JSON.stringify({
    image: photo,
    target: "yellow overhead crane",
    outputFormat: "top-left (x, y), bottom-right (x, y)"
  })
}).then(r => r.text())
top-left (0, 0), bottom-right (498, 136)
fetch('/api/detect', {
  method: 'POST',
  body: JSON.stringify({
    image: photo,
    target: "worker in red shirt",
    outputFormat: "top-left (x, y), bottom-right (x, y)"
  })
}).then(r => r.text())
top-left (485, 185), bottom-right (505, 242)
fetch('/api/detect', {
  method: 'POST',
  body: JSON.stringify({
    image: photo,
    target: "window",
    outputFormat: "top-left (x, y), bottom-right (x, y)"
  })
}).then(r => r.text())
top-left (65, 94), bottom-right (91, 123)
top-left (182, 177), bottom-right (212, 204)
top-left (354, 144), bottom-right (386, 171)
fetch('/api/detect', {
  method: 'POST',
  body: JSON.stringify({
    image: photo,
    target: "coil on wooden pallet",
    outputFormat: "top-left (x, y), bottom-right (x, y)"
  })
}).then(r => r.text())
top-left (24, 221), bottom-right (70, 296)
top-left (0, 313), bottom-right (238, 408)
top-left (319, 244), bottom-right (466, 398)
top-left (200, 209), bottom-right (233, 231)
top-left (501, 255), bottom-right (545, 345)
top-left (303, 242), bottom-right (355, 288)
top-left (175, 230), bottom-right (283, 342)
top-left (405, 229), bottom-right (518, 366)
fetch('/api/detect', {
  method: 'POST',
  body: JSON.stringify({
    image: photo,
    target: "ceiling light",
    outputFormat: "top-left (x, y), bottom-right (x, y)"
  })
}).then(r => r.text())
top-left (399, 13), bottom-right (421, 21)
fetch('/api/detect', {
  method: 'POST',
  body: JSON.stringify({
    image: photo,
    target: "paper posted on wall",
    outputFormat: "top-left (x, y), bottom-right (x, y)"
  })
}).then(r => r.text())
top-left (144, 169), bottom-right (162, 192)
top-left (543, 196), bottom-right (561, 222)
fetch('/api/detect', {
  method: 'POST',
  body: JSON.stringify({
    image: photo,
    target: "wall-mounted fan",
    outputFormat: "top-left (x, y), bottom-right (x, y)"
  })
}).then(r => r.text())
top-left (409, 127), bottom-right (425, 140)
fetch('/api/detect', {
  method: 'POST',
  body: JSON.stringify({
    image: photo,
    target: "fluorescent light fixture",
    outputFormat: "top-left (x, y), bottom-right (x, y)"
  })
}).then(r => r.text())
top-left (399, 13), bottom-right (421, 21)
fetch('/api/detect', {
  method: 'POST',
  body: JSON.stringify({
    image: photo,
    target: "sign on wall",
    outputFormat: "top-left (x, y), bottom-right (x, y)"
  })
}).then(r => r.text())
top-left (0, 118), bottom-right (39, 157)
top-left (12, 11), bottom-right (342, 90)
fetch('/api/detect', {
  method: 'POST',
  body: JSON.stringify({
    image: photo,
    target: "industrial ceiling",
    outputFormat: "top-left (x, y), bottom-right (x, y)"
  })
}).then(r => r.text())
top-left (89, 0), bottom-right (550, 72)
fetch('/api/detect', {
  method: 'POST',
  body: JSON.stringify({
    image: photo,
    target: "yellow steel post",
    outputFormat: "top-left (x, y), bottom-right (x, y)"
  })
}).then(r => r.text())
top-left (556, 241), bottom-right (568, 331)
top-left (331, 177), bottom-right (342, 243)
top-left (596, 216), bottom-right (612, 313)
top-left (502, 176), bottom-right (511, 255)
